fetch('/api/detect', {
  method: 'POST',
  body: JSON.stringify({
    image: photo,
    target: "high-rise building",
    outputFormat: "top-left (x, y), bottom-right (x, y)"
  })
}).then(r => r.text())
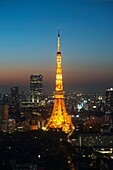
top-left (30, 75), bottom-right (43, 104)
top-left (45, 31), bottom-right (75, 133)
top-left (10, 87), bottom-right (19, 118)
top-left (3, 103), bottom-right (9, 132)
top-left (105, 88), bottom-right (113, 111)
top-left (11, 87), bottom-right (18, 101)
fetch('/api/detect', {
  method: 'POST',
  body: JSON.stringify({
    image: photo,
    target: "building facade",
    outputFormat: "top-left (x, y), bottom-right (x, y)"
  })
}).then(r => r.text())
top-left (11, 87), bottom-right (18, 101)
top-left (105, 88), bottom-right (113, 112)
top-left (9, 87), bottom-right (19, 119)
top-left (30, 75), bottom-right (43, 105)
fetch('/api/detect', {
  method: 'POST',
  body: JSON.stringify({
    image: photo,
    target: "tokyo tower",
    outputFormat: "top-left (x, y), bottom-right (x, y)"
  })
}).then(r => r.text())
top-left (45, 31), bottom-right (75, 133)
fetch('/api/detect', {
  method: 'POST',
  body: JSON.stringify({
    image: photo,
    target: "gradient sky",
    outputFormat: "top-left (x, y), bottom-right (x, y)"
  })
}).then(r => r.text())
top-left (0, 0), bottom-right (113, 94)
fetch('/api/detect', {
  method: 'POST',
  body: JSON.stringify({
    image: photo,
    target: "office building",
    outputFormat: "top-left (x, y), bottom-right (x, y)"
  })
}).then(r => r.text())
top-left (9, 87), bottom-right (19, 118)
top-left (78, 134), bottom-right (113, 148)
top-left (11, 87), bottom-right (18, 101)
top-left (105, 88), bottom-right (113, 111)
top-left (30, 74), bottom-right (43, 104)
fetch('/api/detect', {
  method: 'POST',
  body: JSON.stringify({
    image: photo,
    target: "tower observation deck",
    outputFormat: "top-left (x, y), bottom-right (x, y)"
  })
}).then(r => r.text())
top-left (45, 31), bottom-right (75, 133)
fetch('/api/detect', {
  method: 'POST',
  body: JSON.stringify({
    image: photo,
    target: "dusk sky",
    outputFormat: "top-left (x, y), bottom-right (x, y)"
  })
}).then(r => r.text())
top-left (0, 0), bottom-right (113, 94)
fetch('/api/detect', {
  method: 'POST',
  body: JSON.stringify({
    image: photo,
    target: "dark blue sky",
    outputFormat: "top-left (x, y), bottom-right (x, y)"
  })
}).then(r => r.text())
top-left (0, 0), bottom-right (113, 93)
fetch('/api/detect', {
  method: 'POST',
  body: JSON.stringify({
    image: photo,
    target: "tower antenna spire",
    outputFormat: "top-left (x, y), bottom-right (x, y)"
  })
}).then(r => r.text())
top-left (58, 29), bottom-right (60, 52)
top-left (58, 28), bottom-right (60, 36)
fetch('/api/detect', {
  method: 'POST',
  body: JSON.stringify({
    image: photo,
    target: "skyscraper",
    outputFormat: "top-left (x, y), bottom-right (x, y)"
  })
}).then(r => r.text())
top-left (105, 88), bottom-right (113, 112)
top-left (45, 31), bottom-right (75, 133)
top-left (2, 103), bottom-right (9, 133)
top-left (30, 75), bottom-right (43, 105)
top-left (11, 87), bottom-right (18, 101)
top-left (9, 87), bottom-right (19, 118)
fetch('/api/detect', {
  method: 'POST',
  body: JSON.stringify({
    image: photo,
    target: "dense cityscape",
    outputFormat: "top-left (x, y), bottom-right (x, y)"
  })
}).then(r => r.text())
top-left (0, 1), bottom-right (113, 170)
top-left (0, 32), bottom-right (113, 169)
top-left (0, 76), bottom-right (113, 169)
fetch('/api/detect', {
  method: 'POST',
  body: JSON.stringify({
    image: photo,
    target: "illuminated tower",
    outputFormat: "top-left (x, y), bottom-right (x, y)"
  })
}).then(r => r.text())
top-left (45, 31), bottom-right (75, 133)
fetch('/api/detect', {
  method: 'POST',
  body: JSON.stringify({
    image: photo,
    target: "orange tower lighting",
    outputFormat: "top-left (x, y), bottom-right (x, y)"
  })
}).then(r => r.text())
top-left (45, 31), bottom-right (75, 133)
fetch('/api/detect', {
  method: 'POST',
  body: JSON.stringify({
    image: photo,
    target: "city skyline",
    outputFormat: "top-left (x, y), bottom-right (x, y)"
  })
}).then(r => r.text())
top-left (0, 0), bottom-right (113, 94)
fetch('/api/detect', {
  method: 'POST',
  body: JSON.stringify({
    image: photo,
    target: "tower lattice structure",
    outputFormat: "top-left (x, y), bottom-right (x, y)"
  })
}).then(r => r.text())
top-left (45, 31), bottom-right (75, 133)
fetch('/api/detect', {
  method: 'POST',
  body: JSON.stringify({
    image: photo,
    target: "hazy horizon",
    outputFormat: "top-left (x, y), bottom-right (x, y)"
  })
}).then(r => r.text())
top-left (0, 81), bottom-right (112, 95)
